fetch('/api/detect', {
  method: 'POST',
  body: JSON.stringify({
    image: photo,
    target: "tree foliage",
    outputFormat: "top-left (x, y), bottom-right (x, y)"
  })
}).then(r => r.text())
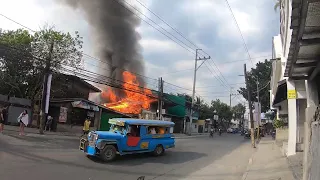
top-left (0, 27), bottom-right (83, 101)
top-left (274, 0), bottom-right (281, 11)
top-left (211, 99), bottom-right (233, 123)
top-left (237, 59), bottom-right (272, 112)
top-left (0, 29), bottom-right (34, 98)
top-left (232, 103), bottom-right (246, 119)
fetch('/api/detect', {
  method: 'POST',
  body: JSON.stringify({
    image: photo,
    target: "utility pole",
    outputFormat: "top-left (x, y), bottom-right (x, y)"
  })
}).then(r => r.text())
top-left (230, 87), bottom-right (232, 107)
top-left (256, 79), bottom-right (260, 140)
top-left (189, 49), bottom-right (210, 135)
top-left (229, 87), bottom-right (239, 107)
top-left (244, 64), bottom-right (255, 148)
top-left (160, 77), bottom-right (163, 120)
top-left (40, 41), bottom-right (54, 134)
top-left (157, 78), bottom-right (161, 120)
top-left (157, 77), bottom-right (163, 120)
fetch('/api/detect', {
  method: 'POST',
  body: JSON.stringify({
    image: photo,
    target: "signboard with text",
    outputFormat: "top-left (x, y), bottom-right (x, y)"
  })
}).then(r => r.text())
top-left (58, 107), bottom-right (68, 123)
top-left (287, 89), bottom-right (297, 99)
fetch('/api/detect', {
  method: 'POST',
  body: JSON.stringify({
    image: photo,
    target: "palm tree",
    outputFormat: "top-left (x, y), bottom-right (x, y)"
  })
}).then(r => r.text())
top-left (274, 0), bottom-right (281, 11)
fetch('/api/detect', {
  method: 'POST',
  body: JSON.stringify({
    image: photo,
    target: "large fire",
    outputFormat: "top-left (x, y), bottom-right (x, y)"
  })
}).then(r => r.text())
top-left (103, 71), bottom-right (156, 114)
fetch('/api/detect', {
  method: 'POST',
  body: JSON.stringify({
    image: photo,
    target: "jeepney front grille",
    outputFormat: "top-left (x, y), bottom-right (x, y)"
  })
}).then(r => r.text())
top-left (88, 133), bottom-right (98, 146)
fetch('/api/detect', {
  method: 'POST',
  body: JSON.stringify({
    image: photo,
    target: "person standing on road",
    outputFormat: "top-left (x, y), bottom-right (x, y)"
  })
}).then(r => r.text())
top-left (45, 115), bottom-right (53, 132)
top-left (0, 106), bottom-right (8, 134)
top-left (83, 118), bottom-right (91, 135)
top-left (17, 110), bottom-right (29, 136)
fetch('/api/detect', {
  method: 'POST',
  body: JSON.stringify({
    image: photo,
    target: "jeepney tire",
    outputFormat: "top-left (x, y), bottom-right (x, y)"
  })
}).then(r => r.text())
top-left (100, 145), bottom-right (117, 162)
top-left (153, 145), bottom-right (165, 156)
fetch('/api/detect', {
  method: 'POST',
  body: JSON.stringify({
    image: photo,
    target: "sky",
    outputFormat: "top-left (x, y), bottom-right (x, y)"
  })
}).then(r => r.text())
top-left (0, 0), bottom-right (280, 107)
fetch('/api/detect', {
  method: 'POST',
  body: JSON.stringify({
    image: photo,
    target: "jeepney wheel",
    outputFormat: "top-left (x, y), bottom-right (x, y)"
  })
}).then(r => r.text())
top-left (101, 145), bottom-right (117, 162)
top-left (153, 145), bottom-right (164, 156)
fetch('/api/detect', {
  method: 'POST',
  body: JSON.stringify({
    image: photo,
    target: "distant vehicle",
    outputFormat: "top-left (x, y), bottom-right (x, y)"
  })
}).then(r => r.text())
top-left (79, 118), bottom-right (175, 162)
top-left (227, 128), bottom-right (233, 133)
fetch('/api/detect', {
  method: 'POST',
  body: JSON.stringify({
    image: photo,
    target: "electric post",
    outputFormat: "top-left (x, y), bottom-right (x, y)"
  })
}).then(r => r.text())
top-left (256, 79), bottom-right (260, 140)
top-left (40, 41), bottom-right (54, 134)
top-left (189, 49), bottom-right (210, 135)
top-left (160, 77), bottom-right (163, 120)
top-left (244, 64), bottom-right (255, 148)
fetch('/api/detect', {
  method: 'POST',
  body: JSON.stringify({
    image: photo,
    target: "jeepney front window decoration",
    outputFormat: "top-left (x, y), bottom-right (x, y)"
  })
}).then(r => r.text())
top-left (110, 124), bottom-right (125, 134)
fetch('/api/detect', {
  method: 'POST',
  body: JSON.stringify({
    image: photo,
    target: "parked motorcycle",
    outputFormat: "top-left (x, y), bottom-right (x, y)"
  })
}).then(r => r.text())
top-left (218, 128), bottom-right (222, 136)
top-left (271, 130), bottom-right (276, 140)
top-left (244, 130), bottom-right (251, 139)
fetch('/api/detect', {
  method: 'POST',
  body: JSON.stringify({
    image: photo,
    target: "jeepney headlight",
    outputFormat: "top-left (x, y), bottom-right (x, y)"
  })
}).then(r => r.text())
top-left (94, 134), bottom-right (99, 141)
top-left (88, 132), bottom-right (92, 138)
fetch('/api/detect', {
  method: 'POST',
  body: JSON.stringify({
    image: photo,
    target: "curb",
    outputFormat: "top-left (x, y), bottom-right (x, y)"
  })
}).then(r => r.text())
top-left (174, 134), bottom-right (209, 139)
top-left (241, 145), bottom-right (258, 180)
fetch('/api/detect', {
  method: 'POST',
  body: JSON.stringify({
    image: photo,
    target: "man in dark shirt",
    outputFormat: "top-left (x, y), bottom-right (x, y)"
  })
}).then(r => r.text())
top-left (0, 106), bottom-right (8, 133)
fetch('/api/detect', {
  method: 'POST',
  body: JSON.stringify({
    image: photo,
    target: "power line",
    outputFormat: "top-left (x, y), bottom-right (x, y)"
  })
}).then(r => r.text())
top-left (223, 0), bottom-right (254, 66)
top-left (197, 82), bottom-right (245, 88)
top-left (135, 0), bottom-right (199, 49)
top-left (123, 0), bottom-right (243, 98)
top-left (113, 0), bottom-right (195, 55)
top-left (0, 13), bottom-right (36, 32)
top-left (123, 0), bottom-right (196, 53)
top-left (0, 12), bottom-right (160, 83)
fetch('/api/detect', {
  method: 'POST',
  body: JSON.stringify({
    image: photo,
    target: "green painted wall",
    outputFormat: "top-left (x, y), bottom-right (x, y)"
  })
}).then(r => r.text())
top-left (166, 94), bottom-right (186, 117)
top-left (100, 112), bottom-right (125, 131)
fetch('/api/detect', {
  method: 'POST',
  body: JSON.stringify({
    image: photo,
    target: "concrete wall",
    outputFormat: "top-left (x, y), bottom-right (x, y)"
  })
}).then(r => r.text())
top-left (297, 99), bottom-right (307, 144)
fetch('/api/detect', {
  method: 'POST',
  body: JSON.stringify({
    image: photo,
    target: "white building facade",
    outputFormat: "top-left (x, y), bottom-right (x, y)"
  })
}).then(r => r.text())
top-left (270, 0), bottom-right (320, 156)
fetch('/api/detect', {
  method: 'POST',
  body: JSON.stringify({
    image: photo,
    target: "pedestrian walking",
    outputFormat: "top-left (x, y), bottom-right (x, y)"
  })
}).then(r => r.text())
top-left (83, 118), bottom-right (91, 135)
top-left (0, 105), bottom-right (8, 134)
top-left (45, 115), bottom-right (53, 132)
top-left (17, 110), bottom-right (29, 136)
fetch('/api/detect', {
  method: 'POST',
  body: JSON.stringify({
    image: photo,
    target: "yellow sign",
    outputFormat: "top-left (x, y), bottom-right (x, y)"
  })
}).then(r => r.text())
top-left (140, 142), bottom-right (149, 149)
top-left (287, 89), bottom-right (297, 99)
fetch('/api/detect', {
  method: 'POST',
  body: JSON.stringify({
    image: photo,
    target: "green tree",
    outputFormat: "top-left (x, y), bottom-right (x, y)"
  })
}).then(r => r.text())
top-left (0, 29), bottom-right (34, 98)
top-left (0, 26), bottom-right (83, 133)
top-left (237, 59), bottom-right (271, 112)
top-left (232, 103), bottom-right (246, 119)
top-left (211, 99), bottom-right (233, 128)
top-left (274, 0), bottom-right (281, 11)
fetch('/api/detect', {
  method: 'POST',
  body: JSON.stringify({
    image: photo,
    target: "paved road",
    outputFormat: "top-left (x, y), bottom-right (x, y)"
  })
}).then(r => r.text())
top-left (0, 133), bottom-right (254, 180)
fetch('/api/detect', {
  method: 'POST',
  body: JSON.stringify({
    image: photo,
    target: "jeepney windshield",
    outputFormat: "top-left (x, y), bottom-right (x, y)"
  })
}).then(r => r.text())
top-left (110, 124), bottom-right (125, 133)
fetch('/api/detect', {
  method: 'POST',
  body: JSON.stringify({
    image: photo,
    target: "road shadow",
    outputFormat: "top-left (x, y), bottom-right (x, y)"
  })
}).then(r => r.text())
top-left (88, 150), bottom-right (206, 166)
top-left (2, 134), bottom-right (253, 179)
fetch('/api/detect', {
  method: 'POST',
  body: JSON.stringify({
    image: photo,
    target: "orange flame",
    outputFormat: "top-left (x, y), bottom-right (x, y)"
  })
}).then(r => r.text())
top-left (103, 71), bottom-right (156, 114)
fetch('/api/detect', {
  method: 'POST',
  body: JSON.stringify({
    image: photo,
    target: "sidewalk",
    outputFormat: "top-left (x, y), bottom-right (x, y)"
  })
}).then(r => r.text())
top-left (4, 125), bottom-right (81, 137)
top-left (242, 137), bottom-right (295, 180)
top-left (3, 125), bottom-right (208, 139)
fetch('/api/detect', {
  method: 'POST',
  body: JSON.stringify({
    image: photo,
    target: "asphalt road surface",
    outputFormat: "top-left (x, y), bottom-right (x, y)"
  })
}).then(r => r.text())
top-left (0, 133), bottom-right (254, 180)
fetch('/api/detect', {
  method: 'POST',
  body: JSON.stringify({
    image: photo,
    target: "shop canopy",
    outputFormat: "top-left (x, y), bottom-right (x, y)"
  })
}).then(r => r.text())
top-left (284, 0), bottom-right (320, 80)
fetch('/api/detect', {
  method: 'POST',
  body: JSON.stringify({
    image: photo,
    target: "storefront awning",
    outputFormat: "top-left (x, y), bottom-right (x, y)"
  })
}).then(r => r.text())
top-left (273, 80), bottom-right (288, 107)
top-left (284, 0), bottom-right (320, 79)
top-left (71, 100), bottom-right (100, 111)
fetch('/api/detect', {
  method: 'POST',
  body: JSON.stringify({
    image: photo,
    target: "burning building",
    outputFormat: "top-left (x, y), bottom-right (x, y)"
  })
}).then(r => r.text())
top-left (102, 71), bottom-right (157, 116)
top-left (58, 0), bottom-right (154, 116)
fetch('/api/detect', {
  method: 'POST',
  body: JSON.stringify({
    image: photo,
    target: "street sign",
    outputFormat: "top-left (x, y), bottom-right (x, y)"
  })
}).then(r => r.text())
top-left (287, 89), bottom-right (297, 99)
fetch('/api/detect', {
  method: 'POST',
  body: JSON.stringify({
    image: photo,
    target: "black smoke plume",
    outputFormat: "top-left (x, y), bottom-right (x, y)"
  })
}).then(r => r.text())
top-left (57, 0), bottom-right (145, 101)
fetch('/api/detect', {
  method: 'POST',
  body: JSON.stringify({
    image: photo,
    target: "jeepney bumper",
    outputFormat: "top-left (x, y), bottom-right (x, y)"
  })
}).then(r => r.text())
top-left (79, 138), bottom-right (96, 156)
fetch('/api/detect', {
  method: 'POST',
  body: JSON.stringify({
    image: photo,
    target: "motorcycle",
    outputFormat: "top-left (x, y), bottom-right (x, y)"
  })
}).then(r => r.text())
top-left (218, 129), bottom-right (222, 136)
top-left (244, 130), bottom-right (251, 139)
top-left (210, 131), bottom-right (214, 138)
top-left (271, 130), bottom-right (276, 140)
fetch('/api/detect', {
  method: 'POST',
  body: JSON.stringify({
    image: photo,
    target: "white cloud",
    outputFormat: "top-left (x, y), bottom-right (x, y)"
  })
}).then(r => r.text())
top-left (139, 38), bottom-right (181, 53)
top-left (181, 0), bottom-right (262, 40)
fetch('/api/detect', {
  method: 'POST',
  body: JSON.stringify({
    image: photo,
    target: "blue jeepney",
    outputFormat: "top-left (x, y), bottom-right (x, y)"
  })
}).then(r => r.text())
top-left (79, 118), bottom-right (175, 162)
